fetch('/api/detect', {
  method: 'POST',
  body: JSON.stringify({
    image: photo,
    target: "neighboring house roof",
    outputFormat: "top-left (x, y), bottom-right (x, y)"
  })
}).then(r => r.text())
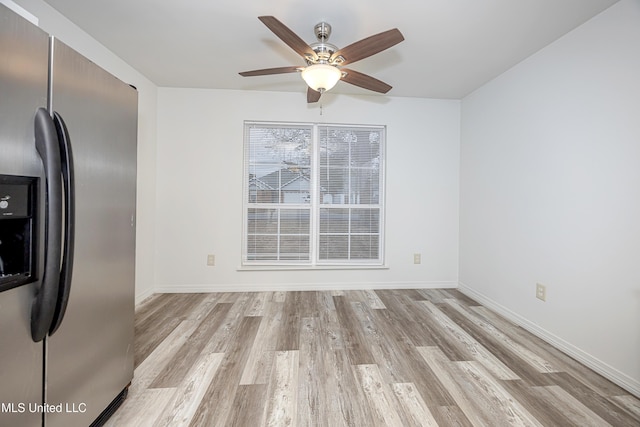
top-left (249, 177), bottom-right (273, 190)
top-left (249, 168), bottom-right (310, 190)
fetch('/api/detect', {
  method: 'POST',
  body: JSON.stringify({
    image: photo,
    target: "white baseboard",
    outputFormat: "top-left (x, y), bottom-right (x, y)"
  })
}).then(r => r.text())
top-left (153, 280), bottom-right (457, 294)
top-left (457, 282), bottom-right (640, 398)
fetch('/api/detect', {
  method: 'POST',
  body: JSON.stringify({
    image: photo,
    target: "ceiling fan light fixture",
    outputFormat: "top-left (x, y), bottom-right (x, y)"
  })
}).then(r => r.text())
top-left (301, 64), bottom-right (341, 92)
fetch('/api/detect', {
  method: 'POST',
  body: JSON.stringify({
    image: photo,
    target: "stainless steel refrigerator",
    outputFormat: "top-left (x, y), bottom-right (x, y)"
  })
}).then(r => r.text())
top-left (0, 4), bottom-right (137, 426)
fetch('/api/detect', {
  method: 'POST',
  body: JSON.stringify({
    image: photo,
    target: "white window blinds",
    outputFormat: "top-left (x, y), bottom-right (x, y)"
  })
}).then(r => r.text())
top-left (243, 122), bottom-right (384, 266)
top-left (317, 125), bottom-right (383, 262)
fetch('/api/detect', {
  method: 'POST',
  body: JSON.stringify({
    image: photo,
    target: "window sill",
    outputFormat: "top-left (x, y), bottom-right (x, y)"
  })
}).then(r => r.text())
top-left (237, 264), bottom-right (389, 272)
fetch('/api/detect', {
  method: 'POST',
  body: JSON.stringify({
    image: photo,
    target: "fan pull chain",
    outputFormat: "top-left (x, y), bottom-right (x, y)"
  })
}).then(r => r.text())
top-left (320, 104), bottom-right (323, 116)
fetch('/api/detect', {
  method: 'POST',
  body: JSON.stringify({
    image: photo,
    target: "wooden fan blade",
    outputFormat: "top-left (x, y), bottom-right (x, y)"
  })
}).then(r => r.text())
top-left (330, 28), bottom-right (404, 65)
top-left (258, 16), bottom-right (318, 62)
top-left (307, 87), bottom-right (322, 103)
top-left (340, 68), bottom-right (392, 93)
top-left (239, 66), bottom-right (302, 77)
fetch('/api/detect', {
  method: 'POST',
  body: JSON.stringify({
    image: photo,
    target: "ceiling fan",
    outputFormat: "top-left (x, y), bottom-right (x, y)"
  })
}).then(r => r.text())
top-left (239, 16), bottom-right (404, 103)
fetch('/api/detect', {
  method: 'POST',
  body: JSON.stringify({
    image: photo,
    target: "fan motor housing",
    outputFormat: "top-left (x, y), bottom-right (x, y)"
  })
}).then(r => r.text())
top-left (314, 22), bottom-right (331, 41)
top-left (308, 22), bottom-right (340, 65)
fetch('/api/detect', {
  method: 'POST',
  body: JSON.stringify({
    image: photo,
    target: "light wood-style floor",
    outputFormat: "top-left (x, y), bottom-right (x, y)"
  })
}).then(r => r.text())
top-left (105, 289), bottom-right (640, 426)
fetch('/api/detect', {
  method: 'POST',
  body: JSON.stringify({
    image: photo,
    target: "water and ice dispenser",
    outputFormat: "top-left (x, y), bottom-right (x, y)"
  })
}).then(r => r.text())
top-left (0, 175), bottom-right (38, 292)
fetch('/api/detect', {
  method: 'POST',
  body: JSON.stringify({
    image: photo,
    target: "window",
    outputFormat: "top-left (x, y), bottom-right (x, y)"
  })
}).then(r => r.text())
top-left (243, 122), bottom-right (385, 266)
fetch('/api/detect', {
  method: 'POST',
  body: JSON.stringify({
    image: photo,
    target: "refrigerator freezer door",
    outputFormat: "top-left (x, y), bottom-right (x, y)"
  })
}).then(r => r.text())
top-left (45, 39), bottom-right (137, 427)
top-left (0, 4), bottom-right (49, 427)
top-left (0, 288), bottom-right (42, 427)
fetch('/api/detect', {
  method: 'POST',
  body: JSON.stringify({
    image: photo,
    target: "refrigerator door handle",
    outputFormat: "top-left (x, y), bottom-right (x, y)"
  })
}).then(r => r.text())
top-left (49, 112), bottom-right (75, 335)
top-left (31, 108), bottom-right (63, 342)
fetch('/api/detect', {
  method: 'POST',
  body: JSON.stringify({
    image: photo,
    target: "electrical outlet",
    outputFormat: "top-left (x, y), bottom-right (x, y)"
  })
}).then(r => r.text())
top-left (536, 283), bottom-right (546, 301)
top-left (413, 253), bottom-right (421, 264)
top-left (207, 254), bottom-right (215, 266)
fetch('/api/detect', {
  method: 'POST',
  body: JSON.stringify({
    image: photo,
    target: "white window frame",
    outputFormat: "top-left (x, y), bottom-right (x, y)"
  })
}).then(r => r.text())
top-left (242, 121), bottom-right (385, 268)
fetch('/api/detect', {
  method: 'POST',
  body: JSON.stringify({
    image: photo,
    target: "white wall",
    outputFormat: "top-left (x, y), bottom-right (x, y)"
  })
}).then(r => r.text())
top-left (13, 0), bottom-right (159, 302)
top-left (460, 0), bottom-right (640, 394)
top-left (155, 89), bottom-right (460, 291)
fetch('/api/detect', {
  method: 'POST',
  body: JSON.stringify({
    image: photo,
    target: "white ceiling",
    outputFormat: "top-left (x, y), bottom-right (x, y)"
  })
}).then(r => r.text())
top-left (43, 0), bottom-right (618, 99)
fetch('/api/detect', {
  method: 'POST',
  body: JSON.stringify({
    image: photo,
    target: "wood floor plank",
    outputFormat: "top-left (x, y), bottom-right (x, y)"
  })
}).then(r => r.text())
top-left (611, 395), bottom-right (640, 420)
top-left (351, 289), bottom-right (387, 309)
top-left (133, 293), bottom-right (168, 324)
top-left (297, 313), bottom-right (357, 427)
top-left (333, 295), bottom-right (376, 365)
top-left (419, 300), bottom-right (521, 380)
top-left (471, 305), bottom-right (633, 396)
top-left (455, 360), bottom-right (543, 426)
top-left (134, 293), bottom-right (210, 367)
top-left (130, 319), bottom-right (203, 394)
top-left (353, 364), bottom-right (406, 426)
top-left (200, 292), bottom-right (254, 354)
top-left (297, 317), bottom-right (325, 427)
top-left (227, 384), bottom-right (269, 427)
top-left (399, 288), bottom-right (430, 302)
top-left (418, 346), bottom-right (542, 426)
top-left (113, 289), bottom-right (640, 427)
top-left (545, 371), bottom-right (640, 427)
top-left (534, 385), bottom-right (611, 426)
top-left (438, 301), bottom-right (556, 387)
top-left (189, 316), bottom-right (262, 427)
top-left (317, 294), bottom-right (345, 351)
top-left (330, 348), bottom-right (377, 426)
top-left (417, 289), bottom-right (455, 304)
top-left (391, 383), bottom-right (440, 427)
top-left (298, 290), bottom-right (321, 318)
top-left (351, 300), bottom-right (406, 384)
top-left (239, 301), bottom-right (282, 385)
top-left (501, 379), bottom-right (588, 427)
top-left (439, 288), bottom-right (481, 307)
top-left (104, 388), bottom-right (175, 427)
top-left (134, 316), bottom-right (182, 369)
top-left (264, 350), bottom-right (299, 426)
top-left (276, 291), bottom-right (302, 351)
top-left (376, 289), bottom-right (468, 358)
top-left (245, 291), bottom-right (271, 317)
top-left (368, 306), bottom-right (458, 408)
top-left (432, 405), bottom-right (474, 427)
top-left (150, 302), bottom-right (232, 388)
top-left (352, 298), bottom-right (458, 408)
top-left (297, 315), bottom-right (359, 426)
top-left (156, 351), bottom-right (225, 426)
top-left (444, 298), bottom-right (558, 374)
